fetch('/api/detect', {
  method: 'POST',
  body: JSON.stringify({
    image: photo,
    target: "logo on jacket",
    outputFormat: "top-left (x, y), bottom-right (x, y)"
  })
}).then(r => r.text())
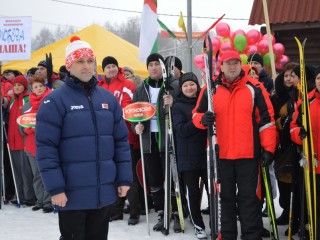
top-left (102, 103), bottom-right (109, 109)
top-left (44, 100), bottom-right (50, 104)
top-left (70, 105), bottom-right (84, 110)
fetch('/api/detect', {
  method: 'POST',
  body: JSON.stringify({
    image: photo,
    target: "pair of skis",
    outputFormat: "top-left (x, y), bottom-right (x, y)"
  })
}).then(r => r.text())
top-left (294, 37), bottom-right (317, 240)
top-left (159, 56), bottom-right (185, 235)
top-left (203, 34), bottom-right (221, 240)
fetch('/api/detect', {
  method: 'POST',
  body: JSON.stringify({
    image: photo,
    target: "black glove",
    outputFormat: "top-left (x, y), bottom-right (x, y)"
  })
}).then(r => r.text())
top-left (201, 111), bottom-right (215, 126)
top-left (299, 127), bottom-right (307, 140)
top-left (261, 150), bottom-right (274, 167)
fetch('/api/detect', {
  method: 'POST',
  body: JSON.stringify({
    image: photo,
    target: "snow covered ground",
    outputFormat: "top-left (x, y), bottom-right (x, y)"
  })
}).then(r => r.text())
top-left (0, 193), bottom-right (292, 240)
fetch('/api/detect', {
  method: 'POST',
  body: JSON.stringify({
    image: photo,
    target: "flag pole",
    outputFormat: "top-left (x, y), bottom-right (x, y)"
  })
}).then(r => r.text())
top-left (186, 0), bottom-right (192, 72)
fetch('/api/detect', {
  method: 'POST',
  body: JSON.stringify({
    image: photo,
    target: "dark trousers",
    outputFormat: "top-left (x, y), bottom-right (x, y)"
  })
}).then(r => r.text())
top-left (183, 169), bottom-right (208, 229)
top-left (59, 205), bottom-right (111, 240)
top-left (220, 159), bottom-right (262, 240)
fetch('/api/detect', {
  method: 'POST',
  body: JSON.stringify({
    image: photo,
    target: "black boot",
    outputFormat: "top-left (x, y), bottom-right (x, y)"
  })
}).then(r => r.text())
top-left (276, 211), bottom-right (289, 225)
top-left (128, 214), bottom-right (140, 225)
top-left (153, 211), bottom-right (164, 231)
top-left (172, 212), bottom-right (182, 233)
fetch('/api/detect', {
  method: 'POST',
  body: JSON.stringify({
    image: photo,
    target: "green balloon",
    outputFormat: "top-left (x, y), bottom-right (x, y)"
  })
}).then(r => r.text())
top-left (240, 54), bottom-right (248, 65)
top-left (263, 53), bottom-right (276, 67)
top-left (233, 34), bottom-right (247, 52)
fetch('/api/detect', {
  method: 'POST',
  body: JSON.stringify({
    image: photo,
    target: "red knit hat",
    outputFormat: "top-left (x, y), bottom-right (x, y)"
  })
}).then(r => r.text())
top-left (13, 75), bottom-right (28, 90)
top-left (65, 36), bottom-right (95, 69)
top-left (220, 50), bottom-right (241, 63)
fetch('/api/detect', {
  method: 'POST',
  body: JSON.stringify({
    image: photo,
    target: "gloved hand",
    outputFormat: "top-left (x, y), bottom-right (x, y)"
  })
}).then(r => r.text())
top-left (299, 127), bottom-right (307, 140)
top-left (261, 150), bottom-right (274, 167)
top-left (201, 111), bottom-right (215, 126)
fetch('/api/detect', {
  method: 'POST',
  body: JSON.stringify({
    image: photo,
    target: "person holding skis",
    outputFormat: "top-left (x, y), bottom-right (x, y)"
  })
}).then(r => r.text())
top-left (172, 72), bottom-right (208, 239)
top-left (132, 53), bottom-right (181, 234)
top-left (192, 50), bottom-right (277, 239)
top-left (35, 37), bottom-right (132, 240)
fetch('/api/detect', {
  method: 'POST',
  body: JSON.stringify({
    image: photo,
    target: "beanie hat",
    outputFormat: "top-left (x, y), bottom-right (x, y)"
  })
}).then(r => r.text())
top-left (146, 53), bottom-right (165, 67)
top-left (247, 53), bottom-right (264, 67)
top-left (13, 75), bottom-right (28, 90)
top-left (165, 56), bottom-right (182, 71)
top-left (27, 67), bottom-right (38, 76)
top-left (38, 60), bottom-right (47, 68)
top-left (102, 56), bottom-right (119, 70)
top-left (292, 65), bottom-right (315, 81)
top-left (220, 50), bottom-right (241, 63)
top-left (59, 65), bottom-right (67, 73)
top-left (123, 66), bottom-right (134, 75)
top-left (65, 36), bottom-right (95, 69)
top-left (179, 72), bottom-right (199, 88)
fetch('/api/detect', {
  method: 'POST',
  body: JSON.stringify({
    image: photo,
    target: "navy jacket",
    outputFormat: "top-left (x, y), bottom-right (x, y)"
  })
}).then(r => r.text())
top-left (36, 75), bottom-right (132, 211)
top-left (172, 93), bottom-right (207, 172)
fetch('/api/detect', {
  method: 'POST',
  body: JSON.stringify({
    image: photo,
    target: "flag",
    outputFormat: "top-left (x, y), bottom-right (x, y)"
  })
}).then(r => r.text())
top-left (157, 19), bottom-right (176, 39)
top-left (139, 0), bottom-right (158, 62)
top-left (178, 11), bottom-right (187, 39)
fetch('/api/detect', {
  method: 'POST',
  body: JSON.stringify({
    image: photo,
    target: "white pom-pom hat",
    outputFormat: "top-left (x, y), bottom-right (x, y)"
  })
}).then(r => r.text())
top-left (65, 36), bottom-right (95, 69)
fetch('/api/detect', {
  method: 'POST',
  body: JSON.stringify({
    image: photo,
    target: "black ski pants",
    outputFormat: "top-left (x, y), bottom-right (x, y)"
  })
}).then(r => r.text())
top-left (58, 205), bottom-right (111, 240)
top-left (220, 158), bottom-right (262, 240)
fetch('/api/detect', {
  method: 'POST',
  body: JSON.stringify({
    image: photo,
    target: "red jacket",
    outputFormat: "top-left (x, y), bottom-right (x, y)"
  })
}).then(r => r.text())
top-left (23, 87), bottom-right (51, 156)
top-left (8, 92), bottom-right (29, 150)
top-left (98, 68), bottom-right (136, 145)
top-left (290, 88), bottom-right (320, 174)
top-left (192, 72), bottom-right (276, 160)
top-left (1, 77), bottom-right (13, 106)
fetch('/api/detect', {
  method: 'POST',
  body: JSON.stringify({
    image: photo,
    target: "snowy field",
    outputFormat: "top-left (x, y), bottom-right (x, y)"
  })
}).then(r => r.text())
top-left (0, 193), bottom-right (292, 240)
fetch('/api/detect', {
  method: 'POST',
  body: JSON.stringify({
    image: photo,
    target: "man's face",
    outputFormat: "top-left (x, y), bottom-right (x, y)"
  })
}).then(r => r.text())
top-left (249, 61), bottom-right (263, 73)
top-left (124, 70), bottom-right (133, 79)
top-left (221, 59), bottom-right (241, 82)
top-left (68, 57), bottom-right (95, 82)
top-left (4, 72), bottom-right (15, 81)
top-left (37, 66), bottom-right (47, 79)
top-left (103, 64), bottom-right (118, 79)
top-left (173, 66), bottom-right (181, 79)
top-left (147, 61), bottom-right (162, 80)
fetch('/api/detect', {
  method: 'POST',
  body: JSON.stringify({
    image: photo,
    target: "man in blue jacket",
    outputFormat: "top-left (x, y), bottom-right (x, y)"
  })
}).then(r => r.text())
top-left (36, 36), bottom-right (132, 240)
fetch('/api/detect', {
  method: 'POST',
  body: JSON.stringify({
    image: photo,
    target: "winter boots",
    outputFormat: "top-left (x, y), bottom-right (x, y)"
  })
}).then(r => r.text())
top-left (153, 211), bottom-right (164, 231)
top-left (194, 226), bottom-right (207, 239)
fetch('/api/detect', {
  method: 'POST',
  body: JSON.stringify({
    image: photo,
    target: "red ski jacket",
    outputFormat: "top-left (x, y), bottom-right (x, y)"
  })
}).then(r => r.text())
top-left (192, 72), bottom-right (276, 160)
top-left (290, 88), bottom-right (320, 174)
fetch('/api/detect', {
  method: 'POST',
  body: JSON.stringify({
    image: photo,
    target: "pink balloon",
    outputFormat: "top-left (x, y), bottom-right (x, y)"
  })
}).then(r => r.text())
top-left (246, 29), bottom-right (261, 45)
top-left (273, 43), bottom-right (285, 58)
top-left (211, 37), bottom-right (221, 52)
top-left (275, 61), bottom-right (284, 70)
top-left (257, 39), bottom-right (269, 55)
top-left (277, 55), bottom-right (290, 66)
top-left (244, 44), bottom-right (258, 55)
top-left (262, 34), bottom-right (276, 45)
top-left (194, 54), bottom-right (205, 69)
top-left (231, 29), bottom-right (246, 40)
top-left (216, 22), bottom-right (230, 37)
top-left (220, 40), bottom-right (233, 53)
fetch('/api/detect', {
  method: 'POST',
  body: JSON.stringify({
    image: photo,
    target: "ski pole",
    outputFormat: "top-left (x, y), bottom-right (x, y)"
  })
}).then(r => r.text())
top-left (3, 123), bottom-right (21, 207)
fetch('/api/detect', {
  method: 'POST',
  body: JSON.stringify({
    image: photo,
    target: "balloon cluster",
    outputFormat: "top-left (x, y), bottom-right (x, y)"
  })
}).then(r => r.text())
top-left (194, 22), bottom-right (290, 71)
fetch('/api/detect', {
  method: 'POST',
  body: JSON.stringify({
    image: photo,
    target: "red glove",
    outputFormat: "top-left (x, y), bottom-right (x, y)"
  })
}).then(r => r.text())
top-left (23, 127), bottom-right (35, 135)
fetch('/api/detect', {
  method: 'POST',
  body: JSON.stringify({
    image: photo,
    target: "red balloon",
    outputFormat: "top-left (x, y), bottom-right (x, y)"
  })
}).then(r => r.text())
top-left (245, 44), bottom-right (258, 55)
top-left (231, 29), bottom-right (246, 40)
top-left (211, 37), bottom-right (221, 52)
top-left (262, 34), bottom-right (276, 45)
top-left (275, 61), bottom-right (284, 70)
top-left (220, 40), bottom-right (233, 53)
top-left (246, 29), bottom-right (261, 45)
top-left (194, 54), bottom-right (205, 69)
top-left (216, 22), bottom-right (230, 37)
top-left (273, 43), bottom-right (285, 58)
top-left (277, 55), bottom-right (290, 66)
top-left (257, 39), bottom-right (269, 55)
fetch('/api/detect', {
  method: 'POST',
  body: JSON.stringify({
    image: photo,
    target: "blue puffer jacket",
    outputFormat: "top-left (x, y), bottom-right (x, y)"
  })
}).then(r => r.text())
top-left (36, 75), bottom-right (132, 211)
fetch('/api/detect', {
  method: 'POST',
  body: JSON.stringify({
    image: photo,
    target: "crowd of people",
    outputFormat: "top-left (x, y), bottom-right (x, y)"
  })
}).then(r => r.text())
top-left (1, 35), bottom-right (320, 240)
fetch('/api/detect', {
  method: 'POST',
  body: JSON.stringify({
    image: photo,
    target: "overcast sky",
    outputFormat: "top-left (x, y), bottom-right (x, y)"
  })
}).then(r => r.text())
top-left (0, 0), bottom-right (260, 36)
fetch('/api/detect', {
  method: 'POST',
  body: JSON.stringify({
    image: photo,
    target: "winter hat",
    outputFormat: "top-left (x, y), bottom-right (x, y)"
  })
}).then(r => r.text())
top-left (247, 53), bottom-right (264, 67)
top-left (38, 60), bottom-right (47, 68)
top-left (65, 36), bottom-right (95, 69)
top-left (292, 65), bottom-right (315, 81)
top-left (165, 56), bottom-right (182, 71)
top-left (123, 66), bottom-right (134, 75)
top-left (220, 50), bottom-right (241, 63)
top-left (179, 72), bottom-right (199, 88)
top-left (146, 53), bottom-right (165, 67)
top-left (27, 67), bottom-right (38, 76)
top-left (102, 56), bottom-right (119, 70)
top-left (13, 75), bottom-right (28, 90)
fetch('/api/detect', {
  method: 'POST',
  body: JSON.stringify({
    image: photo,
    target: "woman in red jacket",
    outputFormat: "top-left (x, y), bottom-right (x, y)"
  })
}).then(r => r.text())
top-left (290, 68), bottom-right (320, 238)
top-left (22, 75), bottom-right (52, 213)
top-left (6, 75), bottom-right (34, 206)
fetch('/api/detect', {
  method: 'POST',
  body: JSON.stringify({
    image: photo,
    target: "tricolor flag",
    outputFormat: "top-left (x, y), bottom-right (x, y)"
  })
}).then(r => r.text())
top-left (139, 0), bottom-right (158, 62)
top-left (157, 19), bottom-right (176, 39)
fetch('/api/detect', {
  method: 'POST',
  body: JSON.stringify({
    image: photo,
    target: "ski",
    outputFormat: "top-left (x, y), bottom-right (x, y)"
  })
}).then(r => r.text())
top-left (261, 165), bottom-right (279, 240)
top-left (294, 37), bottom-right (317, 240)
top-left (203, 34), bottom-right (221, 240)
